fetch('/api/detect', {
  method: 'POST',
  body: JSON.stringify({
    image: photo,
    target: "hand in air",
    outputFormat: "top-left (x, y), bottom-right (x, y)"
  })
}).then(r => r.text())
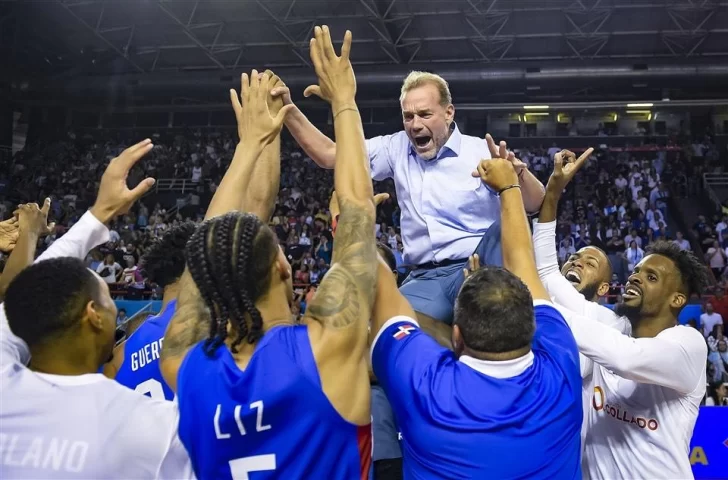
top-left (90, 139), bottom-right (157, 224)
top-left (304, 26), bottom-right (356, 105)
top-left (462, 254), bottom-right (480, 280)
top-left (485, 134), bottom-right (527, 175)
top-left (230, 70), bottom-right (294, 146)
top-left (17, 198), bottom-right (55, 237)
top-left (262, 70), bottom-right (287, 117)
top-left (0, 217), bottom-right (19, 253)
top-left (472, 156), bottom-right (519, 193)
top-left (547, 148), bottom-right (594, 193)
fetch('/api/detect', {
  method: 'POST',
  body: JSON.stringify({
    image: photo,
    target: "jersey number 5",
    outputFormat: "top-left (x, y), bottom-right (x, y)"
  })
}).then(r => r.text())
top-left (229, 454), bottom-right (276, 479)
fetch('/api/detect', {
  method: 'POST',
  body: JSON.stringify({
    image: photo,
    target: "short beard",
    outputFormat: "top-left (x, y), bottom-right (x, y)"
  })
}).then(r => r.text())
top-left (614, 301), bottom-right (642, 328)
top-left (578, 282), bottom-right (600, 302)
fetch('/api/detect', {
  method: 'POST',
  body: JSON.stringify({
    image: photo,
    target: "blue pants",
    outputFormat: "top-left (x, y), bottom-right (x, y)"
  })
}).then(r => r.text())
top-left (371, 385), bottom-right (401, 462)
top-left (399, 222), bottom-right (503, 324)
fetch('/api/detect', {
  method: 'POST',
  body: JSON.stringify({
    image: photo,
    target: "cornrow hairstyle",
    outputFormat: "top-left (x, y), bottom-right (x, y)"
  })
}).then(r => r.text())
top-left (139, 221), bottom-right (197, 289)
top-left (185, 212), bottom-right (279, 356)
top-left (646, 240), bottom-right (711, 299)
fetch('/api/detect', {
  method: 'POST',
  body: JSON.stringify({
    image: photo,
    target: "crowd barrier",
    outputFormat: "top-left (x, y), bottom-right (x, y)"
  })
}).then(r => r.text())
top-left (113, 300), bottom-right (725, 478)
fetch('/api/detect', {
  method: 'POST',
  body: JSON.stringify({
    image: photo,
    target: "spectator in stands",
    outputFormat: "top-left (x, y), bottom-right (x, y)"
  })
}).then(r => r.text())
top-left (674, 231), bottom-right (690, 250)
top-left (625, 239), bottom-right (644, 272)
top-left (705, 382), bottom-right (727, 406)
top-left (706, 240), bottom-right (727, 279)
top-left (701, 302), bottom-right (724, 339)
top-left (97, 253), bottom-right (122, 284)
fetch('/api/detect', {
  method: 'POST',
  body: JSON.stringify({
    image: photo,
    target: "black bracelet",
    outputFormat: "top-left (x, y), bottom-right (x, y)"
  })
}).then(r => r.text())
top-left (497, 184), bottom-right (521, 196)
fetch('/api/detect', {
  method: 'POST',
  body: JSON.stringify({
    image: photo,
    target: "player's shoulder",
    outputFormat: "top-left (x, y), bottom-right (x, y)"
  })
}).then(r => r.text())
top-left (372, 315), bottom-right (421, 347)
top-left (533, 299), bottom-right (565, 319)
top-left (657, 325), bottom-right (707, 352)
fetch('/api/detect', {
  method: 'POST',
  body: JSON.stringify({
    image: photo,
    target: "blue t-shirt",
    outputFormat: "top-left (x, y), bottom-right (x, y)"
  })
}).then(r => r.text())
top-left (372, 301), bottom-right (583, 480)
top-left (177, 325), bottom-right (371, 480)
top-left (115, 300), bottom-right (177, 400)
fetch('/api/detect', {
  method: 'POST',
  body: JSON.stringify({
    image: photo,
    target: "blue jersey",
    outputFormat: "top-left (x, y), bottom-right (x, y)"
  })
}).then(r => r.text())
top-left (177, 324), bottom-right (372, 480)
top-left (372, 301), bottom-right (583, 480)
top-left (115, 300), bottom-right (177, 401)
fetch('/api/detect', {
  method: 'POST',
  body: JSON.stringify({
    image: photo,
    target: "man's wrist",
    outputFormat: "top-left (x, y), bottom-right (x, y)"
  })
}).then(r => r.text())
top-left (332, 100), bottom-right (357, 116)
top-left (89, 205), bottom-right (115, 225)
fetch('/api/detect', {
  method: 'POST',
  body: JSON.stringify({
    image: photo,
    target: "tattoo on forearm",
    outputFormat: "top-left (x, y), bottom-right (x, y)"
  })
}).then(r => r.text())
top-left (306, 197), bottom-right (376, 330)
top-left (161, 273), bottom-right (210, 359)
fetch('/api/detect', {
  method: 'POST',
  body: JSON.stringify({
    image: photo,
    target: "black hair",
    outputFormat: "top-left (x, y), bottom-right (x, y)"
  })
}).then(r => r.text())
top-left (185, 212), bottom-right (279, 355)
top-left (453, 266), bottom-right (535, 353)
top-left (5, 257), bottom-right (100, 348)
top-left (376, 243), bottom-right (397, 272)
top-left (646, 240), bottom-right (710, 298)
top-left (140, 221), bottom-right (197, 289)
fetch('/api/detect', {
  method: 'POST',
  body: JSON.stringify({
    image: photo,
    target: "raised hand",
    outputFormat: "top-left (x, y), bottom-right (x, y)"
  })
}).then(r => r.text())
top-left (0, 217), bottom-right (19, 253)
top-left (17, 199), bottom-right (54, 237)
top-left (473, 157), bottom-right (519, 194)
top-left (462, 253), bottom-right (480, 280)
top-left (230, 70), bottom-right (294, 146)
top-left (484, 133), bottom-right (527, 175)
top-left (263, 70), bottom-right (287, 117)
top-left (547, 148), bottom-right (594, 193)
top-left (90, 139), bottom-right (157, 224)
top-left (268, 71), bottom-right (293, 108)
top-left (303, 26), bottom-right (355, 106)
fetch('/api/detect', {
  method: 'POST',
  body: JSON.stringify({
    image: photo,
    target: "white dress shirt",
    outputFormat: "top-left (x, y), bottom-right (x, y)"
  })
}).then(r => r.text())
top-left (366, 125), bottom-right (497, 265)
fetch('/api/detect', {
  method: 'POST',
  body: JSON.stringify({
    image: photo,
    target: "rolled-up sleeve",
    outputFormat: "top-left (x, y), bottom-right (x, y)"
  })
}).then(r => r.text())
top-left (366, 134), bottom-right (398, 181)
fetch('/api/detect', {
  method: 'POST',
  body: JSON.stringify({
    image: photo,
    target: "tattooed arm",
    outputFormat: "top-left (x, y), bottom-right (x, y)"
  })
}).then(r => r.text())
top-left (302, 27), bottom-right (376, 424)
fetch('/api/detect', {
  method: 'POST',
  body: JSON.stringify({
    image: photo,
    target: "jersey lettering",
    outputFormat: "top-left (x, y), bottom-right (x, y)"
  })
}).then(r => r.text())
top-left (0, 434), bottom-right (89, 473)
top-left (130, 338), bottom-right (164, 371)
top-left (229, 454), bottom-right (276, 480)
top-left (214, 401), bottom-right (272, 440)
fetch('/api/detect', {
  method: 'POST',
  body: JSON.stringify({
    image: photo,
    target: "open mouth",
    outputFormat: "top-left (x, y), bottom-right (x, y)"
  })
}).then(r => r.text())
top-left (622, 284), bottom-right (642, 300)
top-left (565, 269), bottom-right (581, 284)
top-left (414, 136), bottom-right (432, 148)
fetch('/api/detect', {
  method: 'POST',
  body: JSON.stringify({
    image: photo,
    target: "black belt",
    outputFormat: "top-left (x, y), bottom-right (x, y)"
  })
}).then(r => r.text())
top-left (415, 258), bottom-right (467, 270)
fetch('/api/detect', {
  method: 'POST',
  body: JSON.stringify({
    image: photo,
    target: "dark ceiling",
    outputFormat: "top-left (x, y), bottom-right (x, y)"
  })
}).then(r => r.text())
top-left (3, 0), bottom-right (728, 106)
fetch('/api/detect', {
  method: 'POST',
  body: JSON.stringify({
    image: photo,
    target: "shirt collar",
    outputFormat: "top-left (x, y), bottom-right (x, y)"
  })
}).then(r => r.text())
top-left (409, 122), bottom-right (462, 160)
top-left (459, 350), bottom-right (534, 379)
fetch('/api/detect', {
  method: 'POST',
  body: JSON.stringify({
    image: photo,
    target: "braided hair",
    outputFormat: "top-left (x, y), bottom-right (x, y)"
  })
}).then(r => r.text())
top-left (185, 212), bottom-right (279, 355)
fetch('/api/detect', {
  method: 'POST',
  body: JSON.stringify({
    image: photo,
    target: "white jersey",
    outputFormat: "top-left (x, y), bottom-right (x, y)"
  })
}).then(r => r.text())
top-left (577, 324), bottom-right (705, 479)
top-left (533, 220), bottom-right (631, 446)
top-left (534, 220), bottom-right (706, 479)
top-left (0, 211), bottom-right (193, 479)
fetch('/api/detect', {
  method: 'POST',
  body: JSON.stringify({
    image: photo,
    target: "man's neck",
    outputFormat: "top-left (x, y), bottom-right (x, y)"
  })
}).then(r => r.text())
top-left (632, 315), bottom-right (676, 338)
top-left (161, 282), bottom-right (180, 310)
top-left (29, 345), bottom-right (99, 376)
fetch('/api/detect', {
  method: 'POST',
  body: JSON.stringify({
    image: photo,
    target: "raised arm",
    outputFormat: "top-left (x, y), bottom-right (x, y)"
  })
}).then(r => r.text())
top-left (269, 77), bottom-right (337, 169)
top-left (160, 71), bottom-right (291, 392)
top-left (485, 134), bottom-right (545, 214)
top-left (473, 142), bottom-right (549, 302)
top-left (241, 70), bottom-right (288, 221)
top-left (533, 149), bottom-right (608, 312)
top-left (0, 201), bottom-right (53, 300)
top-left (300, 27), bottom-right (376, 423)
top-left (559, 306), bottom-right (706, 394)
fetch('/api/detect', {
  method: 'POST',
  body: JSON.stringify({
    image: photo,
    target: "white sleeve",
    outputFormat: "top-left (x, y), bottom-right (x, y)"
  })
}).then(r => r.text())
top-left (365, 134), bottom-right (395, 182)
top-left (0, 304), bottom-right (30, 367)
top-left (533, 220), bottom-right (630, 334)
top-left (125, 399), bottom-right (194, 480)
top-left (35, 211), bottom-right (110, 264)
top-left (0, 211), bottom-right (110, 368)
top-left (559, 307), bottom-right (707, 395)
